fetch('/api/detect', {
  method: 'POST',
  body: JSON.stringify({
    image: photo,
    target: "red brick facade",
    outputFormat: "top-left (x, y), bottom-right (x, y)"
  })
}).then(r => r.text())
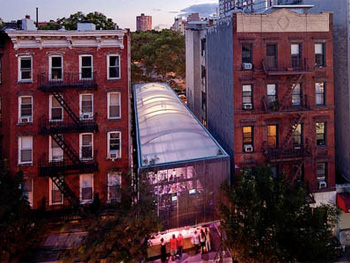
top-left (232, 12), bottom-right (335, 195)
top-left (0, 26), bottom-right (131, 209)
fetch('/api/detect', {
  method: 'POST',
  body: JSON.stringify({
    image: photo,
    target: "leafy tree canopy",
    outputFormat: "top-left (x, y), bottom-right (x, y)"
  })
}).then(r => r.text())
top-left (220, 166), bottom-right (340, 263)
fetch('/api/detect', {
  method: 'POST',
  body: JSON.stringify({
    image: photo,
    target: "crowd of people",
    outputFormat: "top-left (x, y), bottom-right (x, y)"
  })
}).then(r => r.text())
top-left (159, 228), bottom-right (211, 262)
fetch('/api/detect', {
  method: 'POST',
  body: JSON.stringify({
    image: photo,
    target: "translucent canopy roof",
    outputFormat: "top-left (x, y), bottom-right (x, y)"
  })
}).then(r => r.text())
top-left (134, 83), bottom-right (228, 168)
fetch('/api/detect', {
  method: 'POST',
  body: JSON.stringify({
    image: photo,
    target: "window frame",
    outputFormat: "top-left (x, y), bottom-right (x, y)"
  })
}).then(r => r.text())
top-left (49, 135), bottom-right (64, 162)
top-left (266, 43), bottom-right (277, 70)
top-left (23, 178), bottom-right (33, 207)
top-left (291, 43), bottom-right (302, 69)
top-left (267, 84), bottom-right (277, 107)
top-left (49, 55), bottom-right (63, 81)
top-left (107, 92), bottom-right (121, 119)
top-left (49, 95), bottom-right (63, 121)
top-left (267, 125), bottom-right (278, 148)
top-left (315, 43), bottom-right (325, 67)
top-left (79, 55), bottom-right (93, 80)
top-left (107, 172), bottom-right (122, 202)
top-left (49, 178), bottom-right (64, 205)
top-left (18, 56), bottom-right (33, 82)
top-left (107, 54), bottom-right (121, 80)
top-left (79, 174), bottom-right (94, 204)
top-left (316, 162), bottom-right (328, 186)
top-left (241, 43), bottom-right (253, 65)
top-left (18, 96), bottom-right (33, 123)
top-left (315, 82), bottom-right (326, 106)
top-left (79, 133), bottom-right (94, 160)
top-left (18, 136), bottom-right (33, 164)
top-left (107, 131), bottom-right (121, 159)
top-left (316, 122), bottom-right (327, 146)
top-left (242, 84), bottom-right (253, 109)
top-left (79, 93), bottom-right (93, 120)
top-left (292, 124), bottom-right (303, 147)
top-left (242, 126), bottom-right (254, 151)
top-left (292, 83), bottom-right (302, 106)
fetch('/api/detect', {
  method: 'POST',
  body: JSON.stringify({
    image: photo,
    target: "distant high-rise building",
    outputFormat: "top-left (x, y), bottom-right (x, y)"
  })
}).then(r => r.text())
top-left (136, 13), bottom-right (152, 31)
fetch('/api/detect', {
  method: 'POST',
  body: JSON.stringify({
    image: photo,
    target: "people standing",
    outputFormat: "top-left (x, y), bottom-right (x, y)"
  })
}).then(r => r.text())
top-left (170, 234), bottom-right (177, 261)
top-left (205, 228), bottom-right (211, 252)
top-left (160, 238), bottom-right (167, 263)
top-left (177, 233), bottom-right (184, 259)
top-left (200, 229), bottom-right (206, 254)
top-left (192, 230), bottom-right (200, 254)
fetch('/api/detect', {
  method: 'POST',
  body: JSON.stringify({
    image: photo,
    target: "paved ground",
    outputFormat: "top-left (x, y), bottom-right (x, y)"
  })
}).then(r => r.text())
top-left (148, 251), bottom-right (232, 263)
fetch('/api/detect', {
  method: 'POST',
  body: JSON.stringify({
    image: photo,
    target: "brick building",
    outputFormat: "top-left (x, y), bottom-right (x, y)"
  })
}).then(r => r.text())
top-left (187, 7), bottom-right (336, 204)
top-left (0, 18), bottom-right (131, 209)
top-left (136, 13), bottom-right (152, 31)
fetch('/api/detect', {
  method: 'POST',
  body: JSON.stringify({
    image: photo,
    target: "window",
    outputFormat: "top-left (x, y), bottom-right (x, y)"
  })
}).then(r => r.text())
top-left (292, 83), bottom-right (301, 106)
top-left (108, 172), bottom-right (122, 202)
top-left (108, 92), bottom-right (121, 119)
top-left (243, 126), bottom-right (253, 152)
top-left (316, 162), bottom-right (327, 188)
top-left (315, 82), bottom-right (325, 106)
top-left (50, 135), bottom-right (63, 162)
top-left (241, 43), bottom-right (253, 65)
top-left (201, 38), bottom-right (206, 56)
top-left (108, 132), bottom-right (121, 159)
top-left (242, 85), bottom-right (253, 109)
top-left (19, 56), bottom-right (32, 81)
top-left (266, 43), bottom-right (277, 69)
top-left (267, 84), bottom-right (277, 107)
top-left (107, 55), bottom-right (120, 79)
top-left (316, 122), bottom-right (326, 146)
top-left (202, 91), bottom-right (206, 111)
top-left (49, 95), bottom-right (63, 121)
top-left (80, 94), bottom-right (93, 119)
top-left (50, 56), bottom-right (63, 80)
top-left (18, 136), bottom-right (33, 164)
top-left (267, 125), bottom-right (278, 148)
top-left (315, 43), bottom-right (325, 67)
top-left (80, 133), bottom-right (93, 160)
top-left (292, 124), bottom-right (302, 147)
top-left (23, 179), bottom-right (33, 207)
top-left (291, 43), bottom-right (302, 69)
top-left (271, 166), bottom-right (278, 178)
top-left (49, 178), bottom-right (63, 205)
top-left (80, 174), bottom-right (93, 203)
top-left (80, 55), bottom-right (93, 80)
top-left (19, 96), bottom-right (33, 123)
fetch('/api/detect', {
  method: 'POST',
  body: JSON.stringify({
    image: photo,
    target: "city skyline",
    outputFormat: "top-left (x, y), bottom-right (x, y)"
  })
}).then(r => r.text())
top-left (0, 0), bottom-right (218, 31)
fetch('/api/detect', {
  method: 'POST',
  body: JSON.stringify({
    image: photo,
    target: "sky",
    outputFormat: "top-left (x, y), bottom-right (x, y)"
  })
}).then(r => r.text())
top-left (0, 0), bottom-right (218, 31)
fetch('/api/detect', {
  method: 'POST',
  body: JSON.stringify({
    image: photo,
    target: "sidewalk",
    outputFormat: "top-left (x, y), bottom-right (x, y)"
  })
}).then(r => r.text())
top-left (148, 251), bottom-right (232, 263)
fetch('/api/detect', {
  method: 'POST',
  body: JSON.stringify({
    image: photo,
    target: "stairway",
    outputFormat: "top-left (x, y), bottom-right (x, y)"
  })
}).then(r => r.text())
top-left (51, 91), bottom-right (81, 125)
top-left (281, 113), bottom-right (304, 150)
top-left (50, 175), bottom-right (80, 209)
top-left (50, 133), bottom-right (81, 165)
top-left (278, 74), bottom-right (304, 111)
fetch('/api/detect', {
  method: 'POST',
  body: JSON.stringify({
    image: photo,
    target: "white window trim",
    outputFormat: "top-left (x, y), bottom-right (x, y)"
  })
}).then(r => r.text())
top-left (49, 178), bottom-right (64, 206)
top-left (18, 56), bottom-right (33, 82)
top-left (49, 95), bottom-right (63, 122)
top-left (107, 54), bottom-right (121, 80)
top-left (107, 131), bottom-right (121, 159)
top-left (79, 133), bottom-right (94, 160)
top-left (49, 136), bottom-right (64, 162)
top-left (107, 92), bottom-right (121, 119)
top-left (79, 55), bottom-right (93, 80)
top-left (49, 55), bottom-right (63, 81)
top-left (18, 96), bottom-right (33, 123)
top-left (79, 93), bottom-right (94, 120)
top-left (79, 174), bottom-right (94, 204)
top-left (18, 136), bottom-right (33, 165)
top-left (107, 172), bottom-right (122, 202)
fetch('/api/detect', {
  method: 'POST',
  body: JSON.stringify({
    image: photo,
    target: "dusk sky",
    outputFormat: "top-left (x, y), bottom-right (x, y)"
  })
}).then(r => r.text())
top-left (0, 0), bottom-right (218, 31)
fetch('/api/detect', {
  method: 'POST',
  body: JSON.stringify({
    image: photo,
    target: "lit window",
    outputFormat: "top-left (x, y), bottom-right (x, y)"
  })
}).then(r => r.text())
top-left (80, 55), bottom-right (93, 80)
top-left (108, 172), bottom-right (121, 202)
top-left (19, 56), bottom-right (32, 81)
top-left (315, 82), bottom-right (325, 106)
top-left (50, 56), bottom-right (63, 80)
top-left (80, 94), bottom-right (93, 119)
top-left (108, 55), bottom-right (120, 79)
top-left (315, 43), bottom-right (325, 67)
top-left (23, 178), bottom-right (33, 207)
top-left (108, 132), bottom-right (121, 159)
top-left (18, 136), bottom-right (33, 164)
top-left (107, 92), bottom-right (121, 119)
top-left (80, 133), bottom-right (93, 160)
top-left (80, 174), bottom-right (93, 203)
top-left (267, 125), bottom-right (278, 148)
top-left (316, 122), bottom-right (326, 146)
top-left (50, 178), bottom-right (63, 205)
top-left (243, 126), bottom-right (253, 152)
top-left (50, 95), bottom-right (63, 121)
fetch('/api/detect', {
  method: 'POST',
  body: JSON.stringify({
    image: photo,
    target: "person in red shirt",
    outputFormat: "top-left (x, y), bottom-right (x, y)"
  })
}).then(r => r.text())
top-left (177, 233), bottom-right (184, 259)
top-left (170, 234), bottom-right (177, 261)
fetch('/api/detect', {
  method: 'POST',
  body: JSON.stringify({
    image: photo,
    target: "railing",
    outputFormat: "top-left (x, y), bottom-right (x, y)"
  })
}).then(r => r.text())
top-left (263, 144), bottom-right (311, 161)
top-left (37, 72), bottom-right (97, 91)
top-left (38, 115), bottom-right (98, 134)
top-left (262, 95), bottom-right (310, 112)
top-left (262, 58), bottom-right (310, 75)
top-left (38, 152), bottom-right (98, 177)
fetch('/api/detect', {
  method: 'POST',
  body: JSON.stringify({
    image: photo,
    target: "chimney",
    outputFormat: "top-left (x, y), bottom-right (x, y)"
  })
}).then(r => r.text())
top-left (25, 15), bottom-right (30, 19)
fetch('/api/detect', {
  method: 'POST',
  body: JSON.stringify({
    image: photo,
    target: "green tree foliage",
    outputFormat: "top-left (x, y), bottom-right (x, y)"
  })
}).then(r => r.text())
top-left (0, 165), bottom-right (42, 262)
top-left (63, 175), bottom-right (159, 262)
top-left (0, 18), bottom-right (3, 29)
top-left (38, 22), bottom-right (60, 30)
top-left (57, 11), bottom-right (116, 30)
top-left (131, 30), bottom-right (185, 82)
top-left (220, 166), bottom-right (340, 263)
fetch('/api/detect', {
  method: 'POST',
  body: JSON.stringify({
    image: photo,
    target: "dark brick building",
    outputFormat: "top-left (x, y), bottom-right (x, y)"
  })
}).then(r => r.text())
top-left (0, 19), bottom-right (131, 209)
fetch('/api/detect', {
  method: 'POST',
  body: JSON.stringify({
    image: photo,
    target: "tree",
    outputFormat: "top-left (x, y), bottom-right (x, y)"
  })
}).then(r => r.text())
top-left (63, 174), bottom-right (159, 262)
top-left (220, 166), bottom-right (340, 263)
top-left (0, 163), bottom-right (44, 262)
top-left (0, 18), bottom-right (3, 29)
top-left (57, 11), bottom-right (116, 30)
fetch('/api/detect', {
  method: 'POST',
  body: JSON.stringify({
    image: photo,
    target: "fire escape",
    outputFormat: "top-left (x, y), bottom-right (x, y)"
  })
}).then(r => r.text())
top-left (38, 72), bottom-right (98, 210)
top-left (262, 58), bottom-right (312, 182)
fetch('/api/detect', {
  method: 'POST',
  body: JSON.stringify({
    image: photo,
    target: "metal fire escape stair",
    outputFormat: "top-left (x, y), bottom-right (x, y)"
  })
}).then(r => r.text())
top-left (50, 133), bottom-right (81, 165)
top-left (278, 74), bottom-right (304, 111)
top-left (281, 113), bottom-right (305, 151)
top-left (51, 91), bottom-right (80, 125)
top-left (50, 175), bottom-right (81, 209)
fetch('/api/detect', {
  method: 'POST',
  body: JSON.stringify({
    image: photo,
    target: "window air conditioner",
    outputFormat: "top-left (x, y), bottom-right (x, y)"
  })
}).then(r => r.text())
top-left (244, 144), bottom-right (254, 153)
top-left (82, 113), bottom-right (93, 119)
top-left (109, 150), bottom-right (119, 160)
top-left (243, 103), bottom-right (253, 110)
top-left (318, 180), bottom-right (327, 189)
top-left (242, 63), bottom-right (253, 70)
top-left (20, 116), bottom-right (32, 123)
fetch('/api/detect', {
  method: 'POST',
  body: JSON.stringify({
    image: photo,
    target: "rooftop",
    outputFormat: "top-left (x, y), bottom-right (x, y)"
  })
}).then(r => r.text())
top-left (134, 83), bottom-right (228, 169)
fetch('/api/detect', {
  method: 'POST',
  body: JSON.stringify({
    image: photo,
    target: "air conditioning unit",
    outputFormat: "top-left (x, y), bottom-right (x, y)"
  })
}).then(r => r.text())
top-left (243, 103), bottom-right (253, 110)
top-left (20, 116), bottom-right (32, 123)
top-left (244, 144), bottom-right (254, 153)
top-left (52, 155), bottom-right (63, 162)
top-left (318, 180), bottom-right (327, 189)
top-left (109, 150), bottom-right (120, 160)
top-left (82, 113), bottom-right (93, 119)
top-left (242, 63), bottom-right (253, 70)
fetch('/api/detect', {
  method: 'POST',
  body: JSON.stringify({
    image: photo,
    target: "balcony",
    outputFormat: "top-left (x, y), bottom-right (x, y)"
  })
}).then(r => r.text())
top-left (39, 115), bottom-right (98, 135)
top-left (264, 145), bottom-right (311, 162)
top-left (38, 153), bottom-right (98, 177)
top-left (37, 72), bottom-right (97, 91)
top-left (262, 58), bottom-right (311, 76)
